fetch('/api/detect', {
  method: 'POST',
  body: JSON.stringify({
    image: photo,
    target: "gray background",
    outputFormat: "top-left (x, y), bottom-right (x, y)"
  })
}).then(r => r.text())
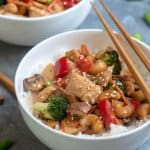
top-left (0, 0), bottom-right (150, 149)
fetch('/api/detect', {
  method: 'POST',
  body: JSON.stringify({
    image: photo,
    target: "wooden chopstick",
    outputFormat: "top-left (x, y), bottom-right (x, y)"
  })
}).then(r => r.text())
top-left (99, 0), bottom-right (150, 72)
top-left (0, 72), bottom-right (15, 94)
top-left (90, 1), bottom-right (150, 102)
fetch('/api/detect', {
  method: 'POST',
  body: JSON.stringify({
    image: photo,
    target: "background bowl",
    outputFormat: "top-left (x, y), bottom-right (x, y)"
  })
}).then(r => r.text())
top-left (15, 29), bottom-right (150, 150)
top-left (0, 0), bottom-right (91, 46)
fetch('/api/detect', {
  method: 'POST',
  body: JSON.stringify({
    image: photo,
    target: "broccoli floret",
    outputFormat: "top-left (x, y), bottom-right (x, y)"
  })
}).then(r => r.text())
top-left (34, 102), bottom-right (53, 119)
top-left (105, 82), bottom-right (113, 90)
top-left (48, 95), bottom-right (68, 121)
top-left (34, 96), bottom-right (68, 121)
top-left (101, 50), bottom-right (119, 66)
top-left (112, 59), bottom-right (122, 75)
top-left (115, 79), bottom-right (126, 93)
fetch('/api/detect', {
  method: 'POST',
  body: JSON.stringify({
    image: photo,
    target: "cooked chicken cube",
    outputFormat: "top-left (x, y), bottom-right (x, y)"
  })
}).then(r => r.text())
top-left (65, 72), bottom-right (102, 104)
top-left (36, 86), bottom-right (56, 102)
top-left (67, 102), bottom-right (92, 117)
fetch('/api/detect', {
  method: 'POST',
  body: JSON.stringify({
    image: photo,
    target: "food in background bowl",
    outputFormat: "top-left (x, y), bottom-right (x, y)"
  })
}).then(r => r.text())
top-left (0, 0), bottom-right (90, 46)
top-left (0, 0), bottom-right (80, 17)
top-left (15, 30), bottom-right (150, 150)
top-left (23, 44), bottom-right (150, 136)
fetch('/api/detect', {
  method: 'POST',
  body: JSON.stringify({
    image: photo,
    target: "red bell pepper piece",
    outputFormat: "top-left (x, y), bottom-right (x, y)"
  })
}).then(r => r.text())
top-left (98, 99), bottom-right (112, 127)
top-left (131, 100), bottom-right (140, 111)
top-left (54, 57), bottom-right (70, 78)
top-left (23, 0), bottom-right (32, 3)
top-left (55, 78), bottom-right (66, 88)
top-left (76, 56), bottom-right (92, 72)
top-left (63, 0), bottom-right (78, 9)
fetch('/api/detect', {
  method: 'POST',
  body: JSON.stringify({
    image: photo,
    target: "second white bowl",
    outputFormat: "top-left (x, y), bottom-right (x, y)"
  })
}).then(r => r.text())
top-left (0, 0), bottom-right (91, 46)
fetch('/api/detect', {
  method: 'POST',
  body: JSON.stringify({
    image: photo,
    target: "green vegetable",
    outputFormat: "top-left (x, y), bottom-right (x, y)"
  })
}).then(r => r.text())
top-left (112, 59), bottom-right (122, 75)
top-left (34, 102), bottom-right (53, 119)
top-left (48, 95), bottom-right (68, 121)
top-left (144, 11), bottom-right (150, 26)
top-left (0, 140), bottom-right (14, 150)
top-left (115, 80), bottom-right (126, 93)
top-left (132, 33), bottom-right (142, 40)
top-left (105, 82), bottom-right (113, 90)
top-left (101, 50), bottom-right (119, 66)
top-left (33, 95), bottom-right (68, 121)
top-left (43, 81), bottom-right (53, 88)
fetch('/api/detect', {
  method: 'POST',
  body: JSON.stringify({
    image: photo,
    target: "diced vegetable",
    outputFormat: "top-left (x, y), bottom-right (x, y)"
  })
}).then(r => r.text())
top-left (48, 95), bottom-right (68, 120)
top-left (76, 57), bottom-right (92, 72)
top-left (34, 95), bottom-right (68, 120)
top-left (112, 59), bottom-right (122, 75)
top-left (98, 99), bottom-right (112, 127)
top-left (0, 140), bottom-right (14, 150)
top-left (105, 82), bottom-right (113, 90)
top-left (63, 0), bottom-right (79, 9)
top-left (54, 57), bottom-right (70, 78)
top-left (23, 0), bottom-right (32, 3)
top-left (132, 33), bottom-right (142, 40)
top-left (115, 79), bottom-right (126, 93)
top-left (101, 50), bottom-right (119, 66)
top-left (43, 81), bottom-right (53, 88)
top-left (55, 78), bottom-right (66, 88)
top-left (144, 11), bottom-right (150, 26)
top-left (34, 102), bottom-right (53, 119)
top-left (23, 74), bottom-right (45, 91)
top-left (131, 100), bottom-right (140, 111)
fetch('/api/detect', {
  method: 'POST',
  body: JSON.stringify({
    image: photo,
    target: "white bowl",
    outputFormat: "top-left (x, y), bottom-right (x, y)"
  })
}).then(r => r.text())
top-left (0, 0), bottom-right (91, 46)
top-left (15, 29), bottom-right (150, 150)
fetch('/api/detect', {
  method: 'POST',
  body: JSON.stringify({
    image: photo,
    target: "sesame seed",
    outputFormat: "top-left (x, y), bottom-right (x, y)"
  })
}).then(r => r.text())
top-left (102, 79), bottom-right (105, 82)
top-left (105, 93), bottom-right (109, 96)
top-left (113, 91), bottom-right (117, 94)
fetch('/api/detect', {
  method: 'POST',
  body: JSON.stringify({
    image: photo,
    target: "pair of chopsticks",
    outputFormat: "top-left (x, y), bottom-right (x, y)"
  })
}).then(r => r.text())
top-left (0, 72), bottom-right (15, 94)
top-left (90, 0), bottom-right (150, 102)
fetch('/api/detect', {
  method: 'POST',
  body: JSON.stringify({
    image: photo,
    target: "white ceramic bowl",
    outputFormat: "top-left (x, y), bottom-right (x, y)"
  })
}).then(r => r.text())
top-left (15, 29), bottom-right (150, 150)
top-left (0, 0), bottom-right (91, 46)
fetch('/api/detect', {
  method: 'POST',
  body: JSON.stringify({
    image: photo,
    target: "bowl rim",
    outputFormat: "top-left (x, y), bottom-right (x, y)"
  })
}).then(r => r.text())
top-left (0, 0), bottom-right (86, 21)
top-left (15, 29), bottom-right (150, 141)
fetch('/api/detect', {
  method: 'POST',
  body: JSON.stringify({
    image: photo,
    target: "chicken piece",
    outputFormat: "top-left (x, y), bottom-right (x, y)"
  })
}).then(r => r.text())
top-left (57, 88), bottom-right (78, 103)
top-left (67, 102), bottom-right (92, 117)
top-left (4, 3), bottom-right (18, 14)
top-left (28, 6), bottom-right (49, 17)
top-left (68, 60), bottom-right (80, 73)
top-left (65, 72), bottom-right (102, 104)
top-left (95, 69), bottom-right (112, 87)
top-left (36, 86), bottom-right (56, 102)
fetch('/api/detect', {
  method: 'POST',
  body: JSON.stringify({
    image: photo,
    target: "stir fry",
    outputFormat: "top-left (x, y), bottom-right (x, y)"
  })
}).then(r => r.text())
top-left (0, 0), bottom-right (80, 17)
top-left (23, 44), bottom-right (150, 135)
